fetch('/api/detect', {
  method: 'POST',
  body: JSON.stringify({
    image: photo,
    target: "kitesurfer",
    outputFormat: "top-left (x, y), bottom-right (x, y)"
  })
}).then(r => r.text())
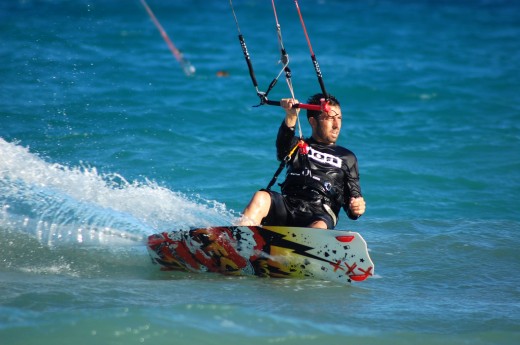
top-left (239, 93), bottom-right (365, 229)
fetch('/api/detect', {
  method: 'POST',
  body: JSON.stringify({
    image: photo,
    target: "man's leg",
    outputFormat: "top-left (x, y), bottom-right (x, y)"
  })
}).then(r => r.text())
top-left (238, 191), bottom-right (272, 225)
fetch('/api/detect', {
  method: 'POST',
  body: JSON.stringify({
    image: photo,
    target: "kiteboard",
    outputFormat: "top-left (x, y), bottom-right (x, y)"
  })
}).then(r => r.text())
top-left (147, 225), bottom-right (374, 284)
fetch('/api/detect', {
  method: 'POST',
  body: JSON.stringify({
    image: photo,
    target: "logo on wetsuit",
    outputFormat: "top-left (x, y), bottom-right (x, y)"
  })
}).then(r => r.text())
top-left (307, 147), bottom-right (342, 168)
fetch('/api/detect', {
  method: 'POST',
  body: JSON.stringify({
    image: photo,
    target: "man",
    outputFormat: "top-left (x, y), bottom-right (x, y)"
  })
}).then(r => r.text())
top-left (239, 93), bottom-right (365, 229)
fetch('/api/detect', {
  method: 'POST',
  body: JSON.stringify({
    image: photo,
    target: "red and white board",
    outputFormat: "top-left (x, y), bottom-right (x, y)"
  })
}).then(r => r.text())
top-left (147, 225), bottom-right (374, 284)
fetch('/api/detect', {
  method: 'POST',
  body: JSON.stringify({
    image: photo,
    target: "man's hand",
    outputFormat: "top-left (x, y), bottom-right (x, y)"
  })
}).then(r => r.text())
top-left (281, 98), bottom-right (300, 128)
top-left (349, 197), bottom-right (366, 217)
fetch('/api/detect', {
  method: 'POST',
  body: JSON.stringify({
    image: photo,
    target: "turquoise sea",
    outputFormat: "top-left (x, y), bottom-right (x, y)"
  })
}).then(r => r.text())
top-left (1, 0), bottom-right (519, 344)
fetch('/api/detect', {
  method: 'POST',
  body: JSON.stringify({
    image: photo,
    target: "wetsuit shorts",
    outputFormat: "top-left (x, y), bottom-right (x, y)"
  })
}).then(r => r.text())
top-left (260, 189), bottom-right (335, 229)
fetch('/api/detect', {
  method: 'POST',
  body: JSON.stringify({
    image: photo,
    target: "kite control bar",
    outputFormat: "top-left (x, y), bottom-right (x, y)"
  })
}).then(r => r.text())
top-left (230, 0), bottom-right (332, 111)
top-left (263, 98), bottom-right (331, 113)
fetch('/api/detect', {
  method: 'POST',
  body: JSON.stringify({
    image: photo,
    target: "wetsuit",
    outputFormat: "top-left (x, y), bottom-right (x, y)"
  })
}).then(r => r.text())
top-left (261, 121), bottom-right (362, 229)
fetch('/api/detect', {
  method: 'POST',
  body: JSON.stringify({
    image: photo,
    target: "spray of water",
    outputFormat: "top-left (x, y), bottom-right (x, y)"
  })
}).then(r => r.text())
top-left (0, 138), bottom-right (236, 248)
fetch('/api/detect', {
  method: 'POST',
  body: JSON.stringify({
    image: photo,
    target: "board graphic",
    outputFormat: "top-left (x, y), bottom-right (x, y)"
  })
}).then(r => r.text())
top-left (147, 226), bottom-right (374, 284)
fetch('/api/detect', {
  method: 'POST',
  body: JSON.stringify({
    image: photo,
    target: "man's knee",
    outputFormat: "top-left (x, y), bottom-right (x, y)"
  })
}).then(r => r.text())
top-left (308, 220), bottom-right (329, 229)
top-left (238, 190), bottom-right (273, 226)
top-left (252, 190), bottom-right (271, 206)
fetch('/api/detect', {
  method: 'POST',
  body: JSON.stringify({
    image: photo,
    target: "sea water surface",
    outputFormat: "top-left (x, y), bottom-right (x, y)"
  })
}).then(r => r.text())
top-left (1, 0), bottom-right (519, 344)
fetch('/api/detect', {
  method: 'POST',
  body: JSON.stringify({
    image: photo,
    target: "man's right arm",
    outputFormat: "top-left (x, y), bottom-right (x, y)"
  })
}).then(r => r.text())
top-left (276, 98), bottom-right (301, 161)
top-left (280, 98), bottom-right (299, 128)
top-left (276, 121), bottom-right (297, 161)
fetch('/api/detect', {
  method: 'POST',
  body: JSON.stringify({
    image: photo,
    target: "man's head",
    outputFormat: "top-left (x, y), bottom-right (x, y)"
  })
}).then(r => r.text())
top-left (306, 93), bottom-right (342, 145)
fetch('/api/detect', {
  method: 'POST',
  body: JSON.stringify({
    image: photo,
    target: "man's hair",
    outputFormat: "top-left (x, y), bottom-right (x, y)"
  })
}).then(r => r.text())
top-left (306, 93), bottom-right (340, 119)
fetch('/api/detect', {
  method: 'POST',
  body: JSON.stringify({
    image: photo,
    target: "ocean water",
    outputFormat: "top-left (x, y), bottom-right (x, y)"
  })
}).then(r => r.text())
top-left (1, 0), bottom-right (519, 344)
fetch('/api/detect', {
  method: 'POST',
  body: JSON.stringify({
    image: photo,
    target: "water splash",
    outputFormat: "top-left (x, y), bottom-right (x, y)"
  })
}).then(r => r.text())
top-left (0, 138), bottom-right (235, 248)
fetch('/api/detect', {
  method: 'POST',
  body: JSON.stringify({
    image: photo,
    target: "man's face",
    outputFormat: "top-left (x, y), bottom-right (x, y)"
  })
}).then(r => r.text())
top-left (311, 105), bottom-right (342, 144)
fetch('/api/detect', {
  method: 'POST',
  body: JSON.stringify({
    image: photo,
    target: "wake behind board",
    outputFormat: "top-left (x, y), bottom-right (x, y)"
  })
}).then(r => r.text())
top-left (147, 226), bottom-right (374, 284)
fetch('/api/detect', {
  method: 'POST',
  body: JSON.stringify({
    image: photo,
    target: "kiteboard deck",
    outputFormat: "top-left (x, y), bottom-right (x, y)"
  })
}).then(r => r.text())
top-left (147, 225), bottom-right (374, 284)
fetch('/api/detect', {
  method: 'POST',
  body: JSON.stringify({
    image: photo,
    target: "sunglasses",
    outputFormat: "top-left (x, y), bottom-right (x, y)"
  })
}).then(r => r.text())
top-left (318, 109), bottom-right (341, 122)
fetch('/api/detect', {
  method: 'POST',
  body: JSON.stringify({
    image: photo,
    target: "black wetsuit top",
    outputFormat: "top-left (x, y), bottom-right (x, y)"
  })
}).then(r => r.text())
top-left (276, 121), bottom-right (362, 221)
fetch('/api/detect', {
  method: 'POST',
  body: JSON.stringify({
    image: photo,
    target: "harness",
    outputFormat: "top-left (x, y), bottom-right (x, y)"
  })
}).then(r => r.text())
top-left (267, 141), bottom-right (342, 203)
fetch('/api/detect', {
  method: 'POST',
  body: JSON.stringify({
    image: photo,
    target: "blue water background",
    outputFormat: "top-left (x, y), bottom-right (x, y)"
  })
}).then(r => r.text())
top-left (1, 0), bottom-right (519, 344)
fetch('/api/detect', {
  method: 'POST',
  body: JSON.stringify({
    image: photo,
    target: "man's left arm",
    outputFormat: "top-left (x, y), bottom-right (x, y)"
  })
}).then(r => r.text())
top-left (343, 155), bottom-right (366, 220)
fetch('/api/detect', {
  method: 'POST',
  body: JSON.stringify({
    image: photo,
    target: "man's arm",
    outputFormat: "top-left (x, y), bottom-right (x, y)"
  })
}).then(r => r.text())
top-left (343, 155), bottom-right (366, 219)
top-left (276, 98), bottom-right (301, 161)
